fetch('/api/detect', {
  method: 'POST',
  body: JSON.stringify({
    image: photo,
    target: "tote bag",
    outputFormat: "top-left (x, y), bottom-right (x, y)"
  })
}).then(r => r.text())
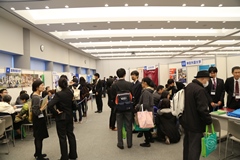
top-left (201, 124), bottom-right (217, 157)
top-left (137, 105), bottom-right (154, 129)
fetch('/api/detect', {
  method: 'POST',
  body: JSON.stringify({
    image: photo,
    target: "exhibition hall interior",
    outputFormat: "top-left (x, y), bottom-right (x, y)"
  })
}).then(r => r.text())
top-left (0, 0), bottom-right (240, 160)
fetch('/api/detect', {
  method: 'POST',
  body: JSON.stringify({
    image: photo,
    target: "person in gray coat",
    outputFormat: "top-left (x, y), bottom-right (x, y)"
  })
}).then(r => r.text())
top-left (136, 77), bottom-right (155, 147)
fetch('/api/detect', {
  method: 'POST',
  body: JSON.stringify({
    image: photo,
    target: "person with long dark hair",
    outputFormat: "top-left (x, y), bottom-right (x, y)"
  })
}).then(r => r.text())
top-left (48, 78), bottom-right (78, 160)
top-left (136, 77), bottom-right (155, 147)
top-left (31, 80), bottom-right (49, 160)
top-left (79, 77), bottom-right (91, 117)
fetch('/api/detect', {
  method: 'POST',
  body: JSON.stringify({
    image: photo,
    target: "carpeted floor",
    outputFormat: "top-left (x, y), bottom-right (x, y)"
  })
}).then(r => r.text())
top-left (0, 98), bottom-right (239, 160)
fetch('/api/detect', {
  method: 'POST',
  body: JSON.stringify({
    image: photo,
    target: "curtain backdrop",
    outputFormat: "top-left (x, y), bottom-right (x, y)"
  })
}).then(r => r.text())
top-left (143, 68), bottom-right (158, 86)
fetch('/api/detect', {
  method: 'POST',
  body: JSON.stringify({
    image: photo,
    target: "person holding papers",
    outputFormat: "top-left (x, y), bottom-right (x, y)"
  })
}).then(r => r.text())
top-left (31, 80), bottom-right (49, 160)
top-left (225, 66), bottom-right (240, 110)
top-left (206, 67), bottom-right (225, 111)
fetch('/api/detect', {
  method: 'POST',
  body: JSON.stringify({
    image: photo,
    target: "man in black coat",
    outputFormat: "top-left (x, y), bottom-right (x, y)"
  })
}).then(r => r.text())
top-left (225, 66), bottom-right (240, 109)
top-left (111, 68), bottom-right (133, 149)
top-left (180, 70), bottom-right (212, 160)
top-left (166, 79), bottom-right (185, 100)
top-left (93, 73), bottom-right (103, 113)
top-left (206, 67), bottom-right (225, 111)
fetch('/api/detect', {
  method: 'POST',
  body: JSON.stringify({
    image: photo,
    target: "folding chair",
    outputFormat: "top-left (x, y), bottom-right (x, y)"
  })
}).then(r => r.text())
top-left (224, 120), bottom-right (240, 159)
top-left (21, 123), bottom-right (33, 140)
top-left (0, 115), bottom-right (15, 147)
top-left (0, 119), bottom-right (9, 154)
top-left (45, 107), bottom-right (53, 127)
top-left (211, 117), bottom-right (228, 160)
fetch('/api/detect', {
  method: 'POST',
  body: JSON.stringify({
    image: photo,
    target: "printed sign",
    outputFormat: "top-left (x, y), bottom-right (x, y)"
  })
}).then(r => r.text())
top-left (181, 59), bottom-right (202, 67)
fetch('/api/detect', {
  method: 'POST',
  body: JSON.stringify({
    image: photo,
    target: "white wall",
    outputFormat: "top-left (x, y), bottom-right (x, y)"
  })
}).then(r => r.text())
top-left (226, 55), bottom-right (240, 78)
top-left (0, 16), bottom-right (23, 55)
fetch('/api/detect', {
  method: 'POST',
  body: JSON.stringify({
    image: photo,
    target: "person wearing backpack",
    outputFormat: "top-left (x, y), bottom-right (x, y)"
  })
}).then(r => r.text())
top-left (180, 71), bottom-right (212, 160)
top-left (111, 68), bottom-right (133, 149)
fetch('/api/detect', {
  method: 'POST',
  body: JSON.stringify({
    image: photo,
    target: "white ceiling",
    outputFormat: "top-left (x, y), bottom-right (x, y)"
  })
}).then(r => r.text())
top-left (0, 0), bottom-right (240, 59)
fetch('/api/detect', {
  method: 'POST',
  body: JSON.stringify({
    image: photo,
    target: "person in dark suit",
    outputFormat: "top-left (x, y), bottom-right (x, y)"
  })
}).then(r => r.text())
top-left (48, 78), bottom-right (78, 160)
top-left (93, 73), bottom-right (103, 113)
top-left (206, 67), bottom-right (225, 111)
top-left (131, 70), bottom-right (143, 136)
top-left (111, 68), bottom-right (133, 149)
top-left (225, 66), bottom-right (240, 109)
top-left (166, 79), bottom-right (185, 100)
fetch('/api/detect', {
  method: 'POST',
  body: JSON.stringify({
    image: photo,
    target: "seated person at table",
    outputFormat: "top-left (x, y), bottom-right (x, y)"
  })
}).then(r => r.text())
top-left (15, 90), bottom-right (27, 105)
top-left (157, 91), bottom-right (170, 109)
top-left (157, 98), bottom-right (180, 144)
top-left (0, 95), bottom-right (15, 117)
top-left (0, 89), bottom-right (8, 102)
top-left (14, 93), bottom-right (31, 136)
top-left (153, 85), bottom-right (164, 106)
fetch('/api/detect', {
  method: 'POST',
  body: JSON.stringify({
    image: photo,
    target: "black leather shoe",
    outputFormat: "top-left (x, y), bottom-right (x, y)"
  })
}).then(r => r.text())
top-left (117, 145), bottom-right (124, 149)
top-left (34, 154), bottom-right (47, 158)
top-left (94, 111), bottom-right (99, 113)
top-left (36, 157), bottom-right (49, 160)
top-left (127, 145), bottom-right (132, 148)
top-left (140, 143), bottom-right (151, 147)
top-left (137, 132), bottom-right (143, 138)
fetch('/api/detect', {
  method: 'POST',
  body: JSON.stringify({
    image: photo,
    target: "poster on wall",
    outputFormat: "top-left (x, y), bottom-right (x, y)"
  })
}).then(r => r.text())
top-left (52, 72), bottom-right (60, 89)
top-left (178, 68), bottom-right (187, 83)
top-left (6, 73), bottom-right (22, 88)
top-left (143, 68), bottom-right (158, 86)
top-left (198, 64), bottom-right (215, 71)
top-left (40, 74), bottom-right (45, 84)
top-left (87, 75), bottom-right (93, 83)
top-left (0, 73), bottom-right (7, 89)
top-left (169, 68), bottom-right (177, 81)
top-left (21, 74), bottom-right (39, 87)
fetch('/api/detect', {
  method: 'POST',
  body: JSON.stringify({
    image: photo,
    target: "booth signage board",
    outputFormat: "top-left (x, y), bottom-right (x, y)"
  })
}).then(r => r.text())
top-left (144, 65), bottom-right (156, 70)
top-left (181, 59), bottom-right (202, 67)
top-left (6, 67), bottom-right (21, 73)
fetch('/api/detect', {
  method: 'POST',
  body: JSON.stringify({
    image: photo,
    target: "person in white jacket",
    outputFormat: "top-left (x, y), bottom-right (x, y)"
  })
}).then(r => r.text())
top-left (0, 95), bottom-right (15, 115)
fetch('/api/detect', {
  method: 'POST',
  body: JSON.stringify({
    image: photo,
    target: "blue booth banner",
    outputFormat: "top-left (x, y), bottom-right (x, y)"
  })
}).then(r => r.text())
top-left (144, 65), bottom-right (156, 70)
top-left (181, 59), bottom-right (202, 67)
top-left (6, 67), bottom-right (21, 74)
top-left (199, 64), bottom-right (215, 71)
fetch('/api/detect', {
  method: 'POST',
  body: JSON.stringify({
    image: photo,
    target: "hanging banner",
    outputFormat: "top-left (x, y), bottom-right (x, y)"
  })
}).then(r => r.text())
top-left (143, 68), bottom-right (158, 86)
top-left (169, 68), bottom-right (177, 81)
top-left (198, 64), bottom-right (215, 71)
top-left (178, 68), bottom-right (187, 83)
top-left (181, 59), bottom-right (202, 67)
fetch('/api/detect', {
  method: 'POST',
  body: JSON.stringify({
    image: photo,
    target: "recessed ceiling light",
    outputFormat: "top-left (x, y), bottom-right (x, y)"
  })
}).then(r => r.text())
top-left (125, 4), bottom-right (128, 6)
top-left (195, 21), bottom-right (199, 23)
top-left (186, 28), bottom-right (189, 29)
top-left (26, 7), bottom-right (30, 10)
top-left (77, 22), bottom-right (80, 24)
top-left (161, 28), bottom-right (163, 29)
top-left (105, 4), bottom-right (108, 7)
top-left (55, 30), bottom-right (57, 32)
top-left (219, 4), bottom-right (223, 7)
top-left (223, 21), bottom-right (226, 23)
top-left (108, 28), bottom-right (111, 30)
top-left (68, 30), bottom-right (71, 32)
top-left (45, 6), bottom-right (49, 9)
top-left (174, 27), bottom-right (176, 29)
top-left (234, 27), bottom-right (237, 29)
top-left (210, 28), bottom-right (213, 29)
top-left (222, 28), bottom-right (225, 30)
top-left (10, 7), bottom-right (15, 10)
top-left (144, 3), bottom-right (148, 6)
top-left (107, 21), bottom-right (110, 24)
top-left (201, 4), bottom-right (205, 7)
top-left (122, 28), bottom-right (124, 30)
top-left (81, 29), bottom-right (84, 31)
top-left (135, 28), bottom-right (138, 30)
top-left (167, 21), bottom-right (170, 23)
top-left (61, 23), bottom-right (64, 25)
top-left (182, 4), bottom-right (186, 7)
top-left (87, 37), bottom-right (89, 39)
top-left (46, 24), bottom-right (50, 26)
top-left (138, 21), bottom-right (141, 23)
top-left (65, 5), bottom-right (69, 8)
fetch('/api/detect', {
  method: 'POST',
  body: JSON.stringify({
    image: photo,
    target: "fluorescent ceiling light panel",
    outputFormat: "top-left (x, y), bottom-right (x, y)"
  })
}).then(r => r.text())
top-left (92, 53), bottom-right (132, 57)
top-left (182, 52), bottom-right (203, 55)
top-left (51, 29), bottom-right (237, 39)
top-left (205, 51), bottom-right (240, 54)
top-left (193, 55), bottom-right (215, 57)
top-left (84, 47), bottom-right (192, 53)
top-left (70, 40), bottom-right (209, 48)
top-left (194, 47), bottom-right (221, 51)
top-left (99, 56), bottom-right (172, 60)
top-left (14, 7), bottom-right (240, 24)
top-left (135, 52), bottom-right (179, 56)
top-left (210, 40), bottom-right (240, 45)
top-left (220, 47), bottom-right (240, 50)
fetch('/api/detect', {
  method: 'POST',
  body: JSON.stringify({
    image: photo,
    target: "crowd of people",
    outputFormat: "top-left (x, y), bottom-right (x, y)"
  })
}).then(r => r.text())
top-left (0, 65), bottom-right (240, 160)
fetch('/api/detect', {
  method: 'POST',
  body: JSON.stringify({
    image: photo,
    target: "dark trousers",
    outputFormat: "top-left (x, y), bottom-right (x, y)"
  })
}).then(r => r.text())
top-left (73, 103), bottom-right (82, 122)
top-left (109, 107), bottom-right (116, 129)
top-left (183, 130), bottom-right (203, 160)
top-left (116, 111), bottom-right (133, 147)
top-left (96, 94), bottom-right (103, 111)
top-left (56, 118), bottom-right (77, 160)
top-left (34, 138), bottom-right (43, 158)
top-left (228, 97), bottom-right (240, 109)
top-left (143, 130), bottom-right (152, 144)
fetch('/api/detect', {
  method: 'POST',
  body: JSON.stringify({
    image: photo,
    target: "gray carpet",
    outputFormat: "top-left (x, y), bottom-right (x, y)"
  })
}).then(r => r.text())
top-left (0, 98), bottom-right (240, 160)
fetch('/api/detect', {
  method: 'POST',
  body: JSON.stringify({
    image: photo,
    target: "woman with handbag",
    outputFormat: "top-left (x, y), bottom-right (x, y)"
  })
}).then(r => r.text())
top-left (48, 78), bottom-right (78, 160)
top-left (136, 77), bottom-right (155, 147)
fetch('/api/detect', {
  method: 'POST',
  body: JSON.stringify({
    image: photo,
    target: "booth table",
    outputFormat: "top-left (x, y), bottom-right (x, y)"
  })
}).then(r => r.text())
top-left (210, 112), bottom-right (240, 130)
